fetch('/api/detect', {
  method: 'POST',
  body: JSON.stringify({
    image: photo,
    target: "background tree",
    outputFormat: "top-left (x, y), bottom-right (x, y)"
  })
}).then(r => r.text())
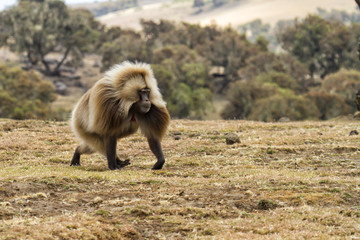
top-left (199, 27), bottom-right (257, 93)
top-left (100, 28), bottom-right (146, 71)
top-left (99, 20), bottom-right (216, 119)
top-left (221, 79), bottom-right (277, 119)
top-left (248, 92), bottom-right (320, 121)
top-left (238, 19), bottom-right (271, 44)
top-left (277, 15), bottom-right (353, 78)
top-left (238, 52), bottom-right (310, 92)
top-left (356, 0), bottom-right (360, 60)
top-left (305, 91), bottom-right (350, 120)
top-left (152, 45), bottom-right (213, 119)
top-left (221, 77), bottom-right (320, 121)
top-left (0, 64), bottom-right (56, 119)
top-left (320, 68), bottom-right (360, 109)
top-left (0, 0), bottom-right (102, 76)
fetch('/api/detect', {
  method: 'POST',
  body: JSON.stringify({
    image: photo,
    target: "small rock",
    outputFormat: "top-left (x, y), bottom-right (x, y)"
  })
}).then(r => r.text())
top-left (23, 207), bottom-right (33, 213)
top-left (68, 75), bottom-right (81, 81)
top-left (350, 130), bottom-right (359, 136)
top-left (173, 132), bottom-right (181, 140)
top-left (245, 190), bottom-right (256, 197)
top-left (54, 81), bottom-right (67, 95)
top-left (189, 133), bottom-right (201, 138)
top-left (93, 61), bottom-right (102, 68)
top-left (278, 117), bottom-right (290, 122)
top-left (92, 196), bottom-right (103, 204)
top-left (226, 133), bottom-right (240, 145)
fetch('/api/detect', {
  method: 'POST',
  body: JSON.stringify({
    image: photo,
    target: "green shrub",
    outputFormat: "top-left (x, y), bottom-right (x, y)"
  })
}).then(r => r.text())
top-left (306, 91), bottom-right (350, 120)
top-left (221, 79), bottom-right (277, 119)
top-left (321, 69), bottom-right (360, 108)
top-left (248, 92), bottom-right (320, 121)
top-left (0, 64), bottom-right (56, 119)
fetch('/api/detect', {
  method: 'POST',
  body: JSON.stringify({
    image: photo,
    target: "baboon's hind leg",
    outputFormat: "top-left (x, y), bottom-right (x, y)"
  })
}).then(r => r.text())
top-left (70, 144), bottom-right (94, 166)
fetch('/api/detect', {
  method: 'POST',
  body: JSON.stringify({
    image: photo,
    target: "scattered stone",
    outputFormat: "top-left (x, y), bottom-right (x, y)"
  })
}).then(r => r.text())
top-left (278, 117), bottom-right (290, 122)
top-left (59, 66), bottom-right (76, 74)
top-left (244, 190), bottom-right (256, 197)
top-left (189, 133), bottom-right (201, 138)
top-left (54, 81), bottom-right (67, 95)
top-left (173, 132), bottom-right (181, 140)
top-left (67, 75), bottom-right (81, 81)
top-left (92, 196), bottom-right (103, 205)
top-left (93, 61), bottom-right (102, 68)
top-left (44, 58), bottom-right (58, 65)
top-left (226, 133), bottom-right (240, 145)
top-left (304, 140), bottom-right (312, 145)
top-left (350, 130), bottom-right (359, 136)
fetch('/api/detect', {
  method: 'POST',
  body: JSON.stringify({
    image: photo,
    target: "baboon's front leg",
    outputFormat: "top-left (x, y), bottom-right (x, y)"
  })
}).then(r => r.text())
top-left (105, 136), bottom-right (117, 170)
top-left (147, 138), bottom-right (165, 170)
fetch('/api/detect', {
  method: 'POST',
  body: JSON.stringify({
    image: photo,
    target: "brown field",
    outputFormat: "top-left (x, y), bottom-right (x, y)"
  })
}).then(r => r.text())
top-left (0, 118), bottom-right (360, 239)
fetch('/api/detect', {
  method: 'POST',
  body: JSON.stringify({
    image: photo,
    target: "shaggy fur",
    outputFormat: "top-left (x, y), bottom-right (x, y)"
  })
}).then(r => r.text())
top-left (71, 61), bottom-right (170, 158)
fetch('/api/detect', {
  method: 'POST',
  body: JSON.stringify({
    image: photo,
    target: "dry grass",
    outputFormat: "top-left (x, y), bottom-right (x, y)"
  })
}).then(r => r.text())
top-left (0, 118), bottom-right (360, 239)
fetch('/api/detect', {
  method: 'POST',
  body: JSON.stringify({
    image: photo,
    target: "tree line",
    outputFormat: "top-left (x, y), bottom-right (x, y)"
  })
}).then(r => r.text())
top-left (0, 0), bottom-right (360, 121)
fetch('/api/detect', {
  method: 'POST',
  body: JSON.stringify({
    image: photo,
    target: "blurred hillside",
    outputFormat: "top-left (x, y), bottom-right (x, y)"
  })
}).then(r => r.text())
top-left (75, 0), bottom-right (359, 30)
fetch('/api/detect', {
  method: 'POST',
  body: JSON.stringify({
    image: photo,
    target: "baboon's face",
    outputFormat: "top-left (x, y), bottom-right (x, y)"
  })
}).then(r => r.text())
top-left (135, 88), bottom-right (151, 114)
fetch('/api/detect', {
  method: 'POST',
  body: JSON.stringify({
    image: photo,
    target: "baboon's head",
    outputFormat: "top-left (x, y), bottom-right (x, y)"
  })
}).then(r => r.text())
top-left (133, 88), bottom-right (151, 114)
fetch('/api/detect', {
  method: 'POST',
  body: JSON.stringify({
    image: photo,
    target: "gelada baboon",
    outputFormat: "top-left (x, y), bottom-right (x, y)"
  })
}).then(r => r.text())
top-left (70, 61), bottom-right (170, 170)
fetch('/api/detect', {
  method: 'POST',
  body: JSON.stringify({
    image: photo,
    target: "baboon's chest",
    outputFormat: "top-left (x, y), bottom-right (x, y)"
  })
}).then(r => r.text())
top-left (114, 120), bottom-right (139, 138)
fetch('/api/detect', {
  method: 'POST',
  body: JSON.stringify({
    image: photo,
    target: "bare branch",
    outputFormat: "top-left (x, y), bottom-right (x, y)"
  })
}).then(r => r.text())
top-left (54, 47), bottom-right (71, 74)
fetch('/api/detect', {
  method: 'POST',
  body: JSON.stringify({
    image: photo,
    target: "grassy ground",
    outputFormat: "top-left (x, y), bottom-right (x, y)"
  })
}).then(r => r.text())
top-left (0, 118), bottom-right (359, 239)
